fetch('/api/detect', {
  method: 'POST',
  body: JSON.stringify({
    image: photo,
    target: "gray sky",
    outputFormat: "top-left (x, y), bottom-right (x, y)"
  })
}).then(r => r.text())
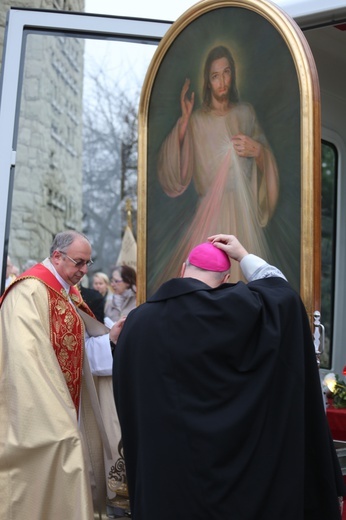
top-left (82, 0), bottom-right (289, 101)
top-left (83, 0), bottom-right (191, 97)
top-left (84, 0), bottom-right (198, 21)
top-left (83, 0), bottom-right (291, 20)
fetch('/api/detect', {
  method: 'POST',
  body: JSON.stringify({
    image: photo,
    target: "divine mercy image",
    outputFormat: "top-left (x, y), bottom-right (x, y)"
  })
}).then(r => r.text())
top-left (157, 45), bottom-right (279, 284)
top-left (145, 6), bottom-right (301, 296)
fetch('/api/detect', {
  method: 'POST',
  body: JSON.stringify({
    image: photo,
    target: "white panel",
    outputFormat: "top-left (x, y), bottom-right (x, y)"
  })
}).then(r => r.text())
top-left (0, 8), bottom-right (170, 288)
top-left (273, 0), bottom-right (346, 24)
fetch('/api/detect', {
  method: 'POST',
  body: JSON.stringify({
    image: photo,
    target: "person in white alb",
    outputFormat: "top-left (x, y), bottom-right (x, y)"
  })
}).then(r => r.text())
top-left (0, 230), bottom-right (122, 520)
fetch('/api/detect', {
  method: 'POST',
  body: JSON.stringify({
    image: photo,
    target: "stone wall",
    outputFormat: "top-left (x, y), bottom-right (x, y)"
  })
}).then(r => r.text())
top-left (0, 1), bottom-right (84, 67)
top-left (0, 0), bottom-right (85, 270)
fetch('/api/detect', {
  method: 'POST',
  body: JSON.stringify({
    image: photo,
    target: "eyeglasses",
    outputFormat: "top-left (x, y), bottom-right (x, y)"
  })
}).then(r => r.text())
top-left (111, 278), bottom-right (124, 283)
top-left (58, 251), bottom-right (93, 268)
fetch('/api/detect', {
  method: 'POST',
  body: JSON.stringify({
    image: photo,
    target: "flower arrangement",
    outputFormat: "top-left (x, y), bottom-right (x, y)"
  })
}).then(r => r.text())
top-left (323, 373), bottom-right (346, 408)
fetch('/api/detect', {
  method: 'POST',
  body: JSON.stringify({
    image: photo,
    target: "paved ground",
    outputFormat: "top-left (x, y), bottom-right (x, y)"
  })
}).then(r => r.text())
top-left (94, 504), bottom-right (131, 519)
top-left (94, 514), bottom-right (130, 519)
top-left (94, 515), bottom-right (131, 520)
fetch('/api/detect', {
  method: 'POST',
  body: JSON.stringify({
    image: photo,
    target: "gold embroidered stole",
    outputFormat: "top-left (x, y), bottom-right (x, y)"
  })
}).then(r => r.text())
top-left (1, 264), bottom-right (95, 415)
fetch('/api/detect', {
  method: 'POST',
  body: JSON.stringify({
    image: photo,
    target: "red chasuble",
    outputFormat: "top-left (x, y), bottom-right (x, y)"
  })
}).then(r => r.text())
top-left (1, 263), bottom-right (94, 415)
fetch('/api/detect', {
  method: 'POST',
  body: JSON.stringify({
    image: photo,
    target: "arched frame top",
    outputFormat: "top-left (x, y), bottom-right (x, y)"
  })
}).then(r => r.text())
top-left (138, 0), bottom-right (321, 322)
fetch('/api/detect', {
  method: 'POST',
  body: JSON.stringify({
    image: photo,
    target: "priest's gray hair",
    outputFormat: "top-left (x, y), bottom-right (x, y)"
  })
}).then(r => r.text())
top-left (49, 230), bottom-right (90, 256)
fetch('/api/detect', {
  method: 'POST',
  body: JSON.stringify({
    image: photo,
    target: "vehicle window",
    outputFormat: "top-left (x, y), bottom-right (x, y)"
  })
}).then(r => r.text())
top-left (320, 140), bottom-right (337, 368)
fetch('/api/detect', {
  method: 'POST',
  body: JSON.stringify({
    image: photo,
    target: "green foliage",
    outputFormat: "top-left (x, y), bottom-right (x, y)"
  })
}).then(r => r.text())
top-left (333, 375), bottom-right (346, 409)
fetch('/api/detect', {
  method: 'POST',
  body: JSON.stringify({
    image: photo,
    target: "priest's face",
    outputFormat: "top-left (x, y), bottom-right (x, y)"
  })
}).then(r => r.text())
top-left (53, 237), bottom-right (92, 286)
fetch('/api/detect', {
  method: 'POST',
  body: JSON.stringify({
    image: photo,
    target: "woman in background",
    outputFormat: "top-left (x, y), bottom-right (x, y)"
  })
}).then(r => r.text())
top-left (105, 265), bottom-right (137, 325)
top-left (93, 271), bottom-right (112, 299)
top-left (92, 272), bottom-right (112, 320)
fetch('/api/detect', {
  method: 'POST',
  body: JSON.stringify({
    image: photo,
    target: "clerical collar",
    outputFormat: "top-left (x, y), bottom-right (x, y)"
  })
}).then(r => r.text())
top-left (42, 258), bottom-right (71, 294)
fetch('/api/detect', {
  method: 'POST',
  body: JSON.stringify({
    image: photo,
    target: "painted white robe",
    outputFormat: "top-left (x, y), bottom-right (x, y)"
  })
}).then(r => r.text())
top-left (157, 102), bottom-right (279, 284)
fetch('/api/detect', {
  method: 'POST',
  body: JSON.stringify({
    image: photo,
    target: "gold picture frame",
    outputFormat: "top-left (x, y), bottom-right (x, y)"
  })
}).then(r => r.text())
top-left (138, 0), bottom-right (320, 323)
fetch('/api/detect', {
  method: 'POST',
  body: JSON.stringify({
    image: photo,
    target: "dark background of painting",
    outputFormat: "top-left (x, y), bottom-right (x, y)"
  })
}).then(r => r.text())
top-left (145, 5), bottom-right (301, 296)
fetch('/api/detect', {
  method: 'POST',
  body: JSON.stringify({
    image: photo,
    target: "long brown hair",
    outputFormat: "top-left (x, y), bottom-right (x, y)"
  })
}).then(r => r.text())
top-left (202, 46), bottom-right (239, 108)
